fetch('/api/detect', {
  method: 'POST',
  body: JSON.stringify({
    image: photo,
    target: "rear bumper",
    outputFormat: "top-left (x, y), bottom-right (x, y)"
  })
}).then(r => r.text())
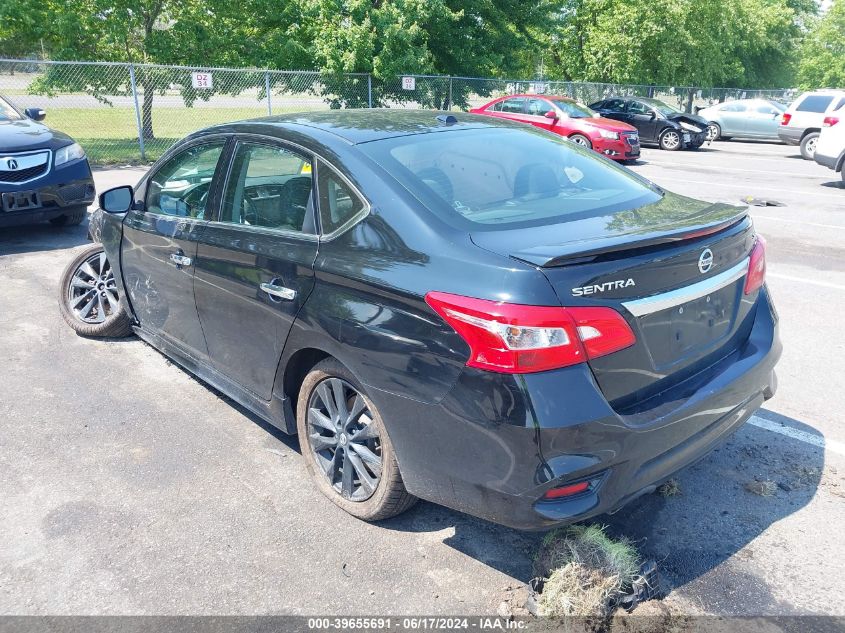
top-left (777, 127), bottom-right (803, 145)
top-left (374, 287), bottom-right (781, 530)
top-left (0, 158), bottom-right (95, 227)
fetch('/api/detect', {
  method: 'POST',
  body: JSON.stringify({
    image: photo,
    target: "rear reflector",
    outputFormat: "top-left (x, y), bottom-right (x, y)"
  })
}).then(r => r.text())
top-left (823, 116), bottom-right (839, 127)
top-left (744, 235), bottom-right (767, 295)
top-left (425, 291), bottom-right (636, 373)
top-left (781, 113), bottom-right (791, 126)
top-left (542, 481), bottom-right (591, 500)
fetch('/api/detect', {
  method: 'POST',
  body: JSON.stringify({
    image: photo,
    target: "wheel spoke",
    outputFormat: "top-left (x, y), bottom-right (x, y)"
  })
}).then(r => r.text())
top-left (316, 382), bottom-right (338, 422)
top-left (341, 451), bottom-right (354, 498)
top-left (72, 288), bottom-right (95, 309)
top-left (72, 277), bottom-right (95, 289)
top-left (104, 289), bottom-right (120, 312)
top-left (319, 449), bottom-right (339, 480)
top-left (309, 432), bottom-right (337, 452)
top-left (308, 407), bottom-right (334, 432)
top-left (80, 261), bottom-right (98, 279)
top-left (98, 251), bottom-right (107, 275)
top-left (345, 394), bottom-right (366, 427)
top-left (351, 415), bottom-right (377, 441)
top-left (93, 294), bottom-right (106, 323)
top-left (78, 292), bottom-right (98, 319)
top-left (350, 442), bottom-right (382, 478)
top-left (330, 378), bottom-right (349, 421)
top-left (347, 451), bottom-right (377, 494)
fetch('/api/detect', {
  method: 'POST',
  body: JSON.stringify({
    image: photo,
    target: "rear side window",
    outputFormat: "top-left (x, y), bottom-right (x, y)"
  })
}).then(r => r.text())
top-left (359, 127), bottom-right (661, 231)
top-left (317, 162), bottom-right (366, 235)
top-left (602, 99), bottom-right (626, 111)
top-left (499, 98), bottom-right (526, 114)
top-left (796, 95), bottom-right (834, 113)
top-left (721, 102), bottom-right (747, 112)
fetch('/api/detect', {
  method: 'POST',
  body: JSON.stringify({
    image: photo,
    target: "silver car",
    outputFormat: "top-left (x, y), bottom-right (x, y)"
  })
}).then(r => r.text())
top-left (698, 99), bottom-right (786, 142)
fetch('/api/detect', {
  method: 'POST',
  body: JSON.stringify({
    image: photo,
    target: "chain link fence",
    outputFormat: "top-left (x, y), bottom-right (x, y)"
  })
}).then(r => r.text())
top-left (0, 59), bottom-right (798, 165)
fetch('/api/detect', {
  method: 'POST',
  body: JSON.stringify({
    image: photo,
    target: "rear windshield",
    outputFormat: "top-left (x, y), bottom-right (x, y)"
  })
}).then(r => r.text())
top-left (359, 127), bottom-right (661, 230)
top-left (796, 95), bottom-right (834, 113)
top-left (0, 96), bottom-right (23, 121)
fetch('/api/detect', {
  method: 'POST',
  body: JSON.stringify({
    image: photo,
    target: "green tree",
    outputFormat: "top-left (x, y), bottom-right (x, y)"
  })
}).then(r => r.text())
top-left (797, 0), bottom-right (845, 89)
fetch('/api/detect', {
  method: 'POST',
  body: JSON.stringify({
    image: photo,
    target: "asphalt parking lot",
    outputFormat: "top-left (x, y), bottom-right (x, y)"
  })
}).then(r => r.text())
top-left (1, 139), bottom-right (843, 617)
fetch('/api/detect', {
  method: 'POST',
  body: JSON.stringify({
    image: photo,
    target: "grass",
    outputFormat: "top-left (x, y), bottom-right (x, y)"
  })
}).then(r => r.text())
top-left (533, 525), bottom-right (640, 617)
top-left (44, 106), bottom-right (304, 164)
top-left (656, 478), bottom-right (682, 497)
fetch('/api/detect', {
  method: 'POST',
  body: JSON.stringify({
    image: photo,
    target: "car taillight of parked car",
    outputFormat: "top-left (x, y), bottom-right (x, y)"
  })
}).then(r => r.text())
top-left (425, 292), bottom-right (636, 373)
top-left (781, 113), bottom-right (791, 126)
top-left (823, 116), bottom-right (839, 127)
top-left (744, 236), bottom-right (767, 295)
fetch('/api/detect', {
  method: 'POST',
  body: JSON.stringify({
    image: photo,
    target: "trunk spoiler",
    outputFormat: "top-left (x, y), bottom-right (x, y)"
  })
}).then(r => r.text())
top-left (509, 208), bottom-right (749, 268)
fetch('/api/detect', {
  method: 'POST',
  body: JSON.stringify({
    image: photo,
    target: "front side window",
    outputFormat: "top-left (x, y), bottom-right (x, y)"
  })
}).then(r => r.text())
top-left (359, 127), bottom-right (661, 231)
top-left (721, 102), bottom-right (747, 112)
top-left (796, 95), bottom-right (834, 113)
top-left (627, 101), bottom-right (652, 115)
top-left (220, 142), bottom-right (314, 233)
top-left (551, 100), bottom-right (595, 119)
top-left (526, 98), bottom-right (552, 116)
top-left (317, 162), bottom-right (366, 235)
top-left (755, 104), bottom-right (779, 115)
top-left (146, 141), bottom-right (225, 218)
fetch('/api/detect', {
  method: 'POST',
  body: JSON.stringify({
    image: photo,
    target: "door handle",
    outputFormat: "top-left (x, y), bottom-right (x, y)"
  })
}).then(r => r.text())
top-left (169, 253), bottom-right (193, 267)
top-left (260, 282), bottom-right (296, 301)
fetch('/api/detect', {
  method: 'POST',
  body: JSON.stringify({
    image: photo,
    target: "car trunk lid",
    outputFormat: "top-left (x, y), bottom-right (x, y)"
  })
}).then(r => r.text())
top-left (469, 192), bottom-right (758, 409)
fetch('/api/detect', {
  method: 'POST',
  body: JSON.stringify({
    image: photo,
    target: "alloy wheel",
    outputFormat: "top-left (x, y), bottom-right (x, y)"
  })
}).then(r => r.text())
top-left (306, 377), bottom-right (383, 502)
top-left (805, 136), bottom-right (817, 157)
top-left (661, 131), bottom-right (681, 150)
top-left (706, 124), bottom-right (720, 141)
top-left (571, 135), bottom-right (589, 147)
top-left (67, 250), bottom-right (120, 324)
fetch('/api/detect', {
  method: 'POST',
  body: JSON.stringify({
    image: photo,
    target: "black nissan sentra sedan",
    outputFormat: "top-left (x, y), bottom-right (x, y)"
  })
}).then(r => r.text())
top-left (0, 93), bottom-right (95, 227)
top-left (58, 110), bottom-right (780, 529)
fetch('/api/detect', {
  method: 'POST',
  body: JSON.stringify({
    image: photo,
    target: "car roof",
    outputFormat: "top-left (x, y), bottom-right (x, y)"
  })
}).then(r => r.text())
top-left (206, 109), bottom-right (523, 144)
top-left (502, 94), bottom-right (575, 102)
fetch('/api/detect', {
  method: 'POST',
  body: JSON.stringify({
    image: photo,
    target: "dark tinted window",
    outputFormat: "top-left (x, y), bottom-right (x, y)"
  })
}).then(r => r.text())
top-left (146, 142), bottom-right (225, 218)
top-left (796, 95), bottom-right (834, 113)
top-left (317, 162), bottom-right (366, 235)
top-left (628, 101), bottom-right (653, 115)
top-left (499, 98), bottom-right (526, 114)
top-left (220, 142), bottom-right (313, 232)
top-left (360, 128), bottom-right (661, 231)
top-left (601, 98), bottom-right (626, 111)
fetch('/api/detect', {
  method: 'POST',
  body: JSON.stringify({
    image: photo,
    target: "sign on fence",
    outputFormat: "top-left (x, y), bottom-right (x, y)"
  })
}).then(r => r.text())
top-left (401, 76), bottom-right (416, 91)
top-left (191, 72), bottom-right (213, 89)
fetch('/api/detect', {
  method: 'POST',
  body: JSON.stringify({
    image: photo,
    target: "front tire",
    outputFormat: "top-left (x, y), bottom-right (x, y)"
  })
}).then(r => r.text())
top-left (707, 122), bottom-right (721, 141)
top-left (659, 128), bottom-right (682, 151)
top-left (569, 134), bottom-right (592, 149)
top-left (800, 132), bottom-right (819, 160)
top-left (297, 358), bottom-right (416, 521)
top-left (49, 205), bottom-right (88, 226)
top-left (58, 243), bottom-right (133, 337)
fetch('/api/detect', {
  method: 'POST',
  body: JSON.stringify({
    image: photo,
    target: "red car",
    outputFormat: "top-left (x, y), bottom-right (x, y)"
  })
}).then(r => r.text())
top-left (470, 94), bottom-right (640, 162)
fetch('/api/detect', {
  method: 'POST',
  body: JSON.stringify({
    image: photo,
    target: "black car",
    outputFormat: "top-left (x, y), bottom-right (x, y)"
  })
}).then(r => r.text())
top-left (58, 111), bottom-right (780, 530)
top-left (0, 94), bottom-right (95, 227)
top-left (590, 97), bottom-right (710, 151)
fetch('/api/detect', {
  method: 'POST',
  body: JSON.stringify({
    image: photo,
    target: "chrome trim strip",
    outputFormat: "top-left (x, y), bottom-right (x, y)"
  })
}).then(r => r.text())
top-left (622, 257), bottom-right (750, 317)
top-left (0, 149), bottom-right (52, 185)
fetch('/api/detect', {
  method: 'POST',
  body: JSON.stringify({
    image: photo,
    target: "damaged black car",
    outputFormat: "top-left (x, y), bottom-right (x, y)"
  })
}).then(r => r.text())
top-left (590, 97), bottom-right (709, 151)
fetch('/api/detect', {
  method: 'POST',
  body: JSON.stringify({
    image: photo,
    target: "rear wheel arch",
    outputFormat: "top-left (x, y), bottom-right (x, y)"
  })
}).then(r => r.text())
top-left (800, 127), bottom-right (821, 140)
top-left (282, 347), bottom-right (332, 416)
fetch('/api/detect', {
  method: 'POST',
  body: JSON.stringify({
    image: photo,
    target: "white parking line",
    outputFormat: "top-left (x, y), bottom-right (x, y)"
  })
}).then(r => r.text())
top-left (637, 161), bottom-right (827, 179)
top-left (753, 215), bottom-right (845, 231)
top-left (652, 178), bottom-right (844, 200)
top-left (748, 415), bottom-right (845, 457)
top-left (767, 273), bottom-right (845, 291)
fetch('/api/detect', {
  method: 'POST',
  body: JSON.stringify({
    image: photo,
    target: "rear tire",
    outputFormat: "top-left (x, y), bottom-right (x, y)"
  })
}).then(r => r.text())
top-left (659, 128), bottom-right (682, 151)
top-left (800, 132), bottom-right (819, 160)
top-left (297, 358), bottom-right (417, 521)
top-left (569, 134), bottom-right (592, 149)
top-left (58, 243), bottom-right (133, 338)
top-left (49, 205), bottom-right (88, 226)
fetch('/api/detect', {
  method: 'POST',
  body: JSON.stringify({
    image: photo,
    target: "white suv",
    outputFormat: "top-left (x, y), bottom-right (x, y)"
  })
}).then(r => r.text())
top-left (778, 90), bottom-right (845, 160)
top-left (814, 109), bottom-right (845, 182)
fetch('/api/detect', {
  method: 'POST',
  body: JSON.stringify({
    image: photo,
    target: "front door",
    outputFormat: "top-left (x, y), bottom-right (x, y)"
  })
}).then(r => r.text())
top-left (193, 138), bottom-right (319, 400)
top-left (626, 100), bottom-right (658, 141)
top-left (120, 139), bottom-right (228, 361)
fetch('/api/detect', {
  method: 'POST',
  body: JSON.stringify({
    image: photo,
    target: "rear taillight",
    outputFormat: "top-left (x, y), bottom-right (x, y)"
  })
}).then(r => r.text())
top-left (780, 113), bottom-right (791, 125)
top-left (744, 236), bottom-right (767, 295)
top-left (425, 292), bottom-right (636, 374)
top-left (823, 116), bottom-right (839, 127)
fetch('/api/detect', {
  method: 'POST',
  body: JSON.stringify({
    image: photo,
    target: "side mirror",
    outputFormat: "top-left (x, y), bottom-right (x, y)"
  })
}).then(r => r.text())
top-left (544, 110), bottom-right (559, 121)
top-left (24, 107), bottom-right (46, 121)
top-left (100, 185), bottom-right (134, 214)
top-left (649, 110), bottom-right (657, 119)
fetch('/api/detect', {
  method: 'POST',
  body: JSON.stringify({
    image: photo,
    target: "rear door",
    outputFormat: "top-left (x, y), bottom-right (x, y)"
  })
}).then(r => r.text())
top-left (192, 137), bottom-right (319, 400)
top-left (120, 138), bottom-right (228, 361)
top-left (745, 102), bottom-right (781, 137)
top-left (594, 98), bottom-right (629, 124)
